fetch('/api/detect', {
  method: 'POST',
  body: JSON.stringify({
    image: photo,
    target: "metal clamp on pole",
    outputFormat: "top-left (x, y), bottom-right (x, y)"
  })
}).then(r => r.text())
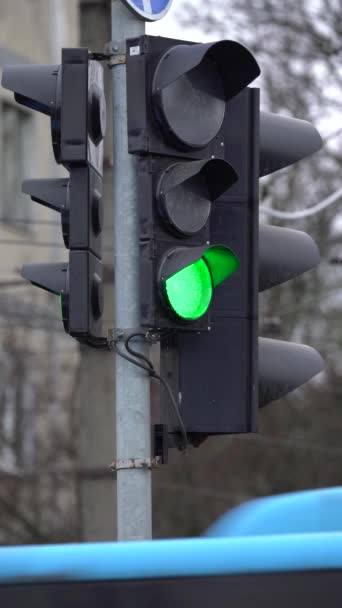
top-left (109, 458), bottom-right (161, 471)
top-left (109, 53), bottom-right (126, 66)
top-left (107, 328), bottom-right (164, 347)
top-left (105, 41), bottom-right (126, 68)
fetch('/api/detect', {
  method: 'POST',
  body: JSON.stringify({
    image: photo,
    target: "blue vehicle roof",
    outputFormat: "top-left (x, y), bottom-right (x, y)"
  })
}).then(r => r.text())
top-left (1, 487), bottom-right (342, 585)
top-left (206, 486), bottom-right (342, 537)
top-left (0, 533), bottom-right (342, 584)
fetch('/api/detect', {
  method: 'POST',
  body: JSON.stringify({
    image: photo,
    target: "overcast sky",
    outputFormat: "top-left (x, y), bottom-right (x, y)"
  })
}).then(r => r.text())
top-left (146, 0), bottom-right (214, 42)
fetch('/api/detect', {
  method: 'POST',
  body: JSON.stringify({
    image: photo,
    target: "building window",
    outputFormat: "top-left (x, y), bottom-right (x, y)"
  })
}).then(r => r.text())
top-left (0, 101), bottom-right (33, 231)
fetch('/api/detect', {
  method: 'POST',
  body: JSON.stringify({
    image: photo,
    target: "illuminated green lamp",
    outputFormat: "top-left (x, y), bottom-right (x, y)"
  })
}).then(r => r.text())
top-left (160, 245), bottom-right (240, 321)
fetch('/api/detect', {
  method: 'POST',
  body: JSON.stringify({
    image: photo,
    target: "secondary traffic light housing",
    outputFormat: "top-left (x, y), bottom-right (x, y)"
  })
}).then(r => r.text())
top-left (21, 167), bottom-right (104, 342)
top-left (21, 252), bottom-right (103, 340)
top-left (22, 166), bottom-right (103, 256)
top-left (1, 48), bottom-right (106, 345)
top-left (2, 47), bottom-right (106, 173)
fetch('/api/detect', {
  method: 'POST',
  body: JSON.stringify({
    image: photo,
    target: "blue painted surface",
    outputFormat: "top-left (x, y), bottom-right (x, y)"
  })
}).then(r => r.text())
top-left (206, 487), bottom-right (342, 537)
top-left (0, 534), bottom-right (342, 584)
top-left (2, 488), bottom-right (342, 586)
top-left (123, 0), bottom-right (173, 20)
top-left (133, 0), bottom-right (167, 12)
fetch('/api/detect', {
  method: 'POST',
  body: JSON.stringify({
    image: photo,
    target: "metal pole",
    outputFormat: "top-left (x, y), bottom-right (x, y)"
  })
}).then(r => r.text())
top-left (111, 1), bottom-right (152, 540)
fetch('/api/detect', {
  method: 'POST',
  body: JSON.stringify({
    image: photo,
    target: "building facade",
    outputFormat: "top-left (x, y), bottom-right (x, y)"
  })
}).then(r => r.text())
top-left (0, 0), bottom-right (81, 544)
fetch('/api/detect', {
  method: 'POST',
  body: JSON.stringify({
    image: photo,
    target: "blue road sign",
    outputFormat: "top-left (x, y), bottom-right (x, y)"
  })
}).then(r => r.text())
top-left (121, 0), bottom-right (173, 21)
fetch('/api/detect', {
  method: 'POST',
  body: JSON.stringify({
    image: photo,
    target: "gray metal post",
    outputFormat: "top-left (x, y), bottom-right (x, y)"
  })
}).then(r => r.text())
top-left (111, 0), bottom-right (152, 540)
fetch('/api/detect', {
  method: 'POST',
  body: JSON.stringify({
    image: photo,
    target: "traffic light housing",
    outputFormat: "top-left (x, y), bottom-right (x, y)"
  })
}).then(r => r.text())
top-left (126, 36), bottom-right (262, 450)
top-left (2, 47), bottom-right (106, 172)
top-left (1, 48), bottom-right (106, 345)
top-left (125, 35), bottom-right (324, 452)
top-left (159, 87), bottom-right (260, 445)
top-left (159, 97), bottom-right (324, 449)
top-left (22, 166), bottom-right (103, 255)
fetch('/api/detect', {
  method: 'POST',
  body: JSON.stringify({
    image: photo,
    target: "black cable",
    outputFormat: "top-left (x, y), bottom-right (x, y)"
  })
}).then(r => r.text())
top-left (126, 332), bottom-right (188, 450)
top-left (114, 342), bottom-right (151, 374)
top-left (114, 333), bottom-right (188, 452)
top-left (151, 371), bottom-right (188, 453)
top-left (125, 332), bottom-right (154, 370)
top-left (124, 332), bottom-right (188, 450)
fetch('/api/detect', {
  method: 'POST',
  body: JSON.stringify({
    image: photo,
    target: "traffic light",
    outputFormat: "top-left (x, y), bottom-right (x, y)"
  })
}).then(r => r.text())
top-left (258, 114), bottom-right (324, 406)
top-left (125, 36), bottom-right (261, 451)
top-left (159, 86), bottom-right (260, 448)
top-left (126, 35), bottom-right (260, 334)
top-left (125, 36), bottom-right (324, 452)
top-left (161, 99), bottom-right (324, 449)
top-left (1, 48), bottom-right (106, 345)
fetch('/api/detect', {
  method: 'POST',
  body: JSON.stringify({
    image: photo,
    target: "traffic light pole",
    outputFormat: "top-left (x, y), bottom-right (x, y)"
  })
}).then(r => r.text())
top-left (111, 1), bottom-right (152, 540)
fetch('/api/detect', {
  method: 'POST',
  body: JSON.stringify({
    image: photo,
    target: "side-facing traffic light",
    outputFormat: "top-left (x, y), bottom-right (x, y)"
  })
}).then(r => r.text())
top-left (1, 48), bottom-right (106, 344)
top-left (2, 48), bottom-right (106, 171)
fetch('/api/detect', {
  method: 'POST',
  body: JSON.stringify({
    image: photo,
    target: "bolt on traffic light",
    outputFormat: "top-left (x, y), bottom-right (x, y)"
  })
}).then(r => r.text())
top-left (1, 48), bottom-right (106, 345)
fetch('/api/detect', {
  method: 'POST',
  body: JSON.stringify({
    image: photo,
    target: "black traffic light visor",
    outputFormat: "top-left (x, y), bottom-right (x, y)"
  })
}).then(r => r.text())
top-left (1, 64), bottom-right (59, 116)
top-left (260, 112), bottom-right (323, 176)
top-left (160, 245), bottom-right (240, 285)
top-left (259, 338), bottom-right (324, 407)
top-left (152, 40), bottom-right (260, 101)
top-left (152, 41), bottom-right (260, 150)
top-left (21, 263), bottom-right (67, 295)
top-left (259, 225), bottom-right (320, 292)
top-left (157, 159), bottom-right (238, 236)
top-left (22, 178), bottom-right (69, 213)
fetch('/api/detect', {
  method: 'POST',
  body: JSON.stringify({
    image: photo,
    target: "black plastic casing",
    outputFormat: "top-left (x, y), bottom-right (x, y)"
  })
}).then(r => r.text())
top-left (160, 88), bottom-right (259, 437)
top-left (69, 166), bottom-right (102, 258)
top-left (59, 48), bottom-right (104, 176)
top-left (61, 50), bottom-right (105, 343)
top-left (68, 250), bottom-right (103, 340)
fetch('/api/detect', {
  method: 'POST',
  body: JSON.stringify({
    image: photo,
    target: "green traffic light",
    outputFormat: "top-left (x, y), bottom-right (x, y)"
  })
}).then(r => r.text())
top-left (164, 246), bottom-right (240, 321)
top-left (165, 258), bottom-right (212, 320)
